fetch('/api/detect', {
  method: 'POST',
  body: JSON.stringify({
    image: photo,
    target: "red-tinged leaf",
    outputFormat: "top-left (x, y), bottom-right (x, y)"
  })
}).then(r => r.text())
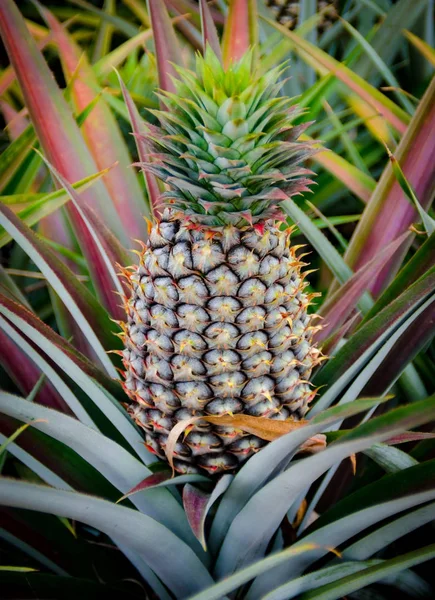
top-left (0, 100), bottom-right (28, 140)
top-left (0, 28), bottom-right (54, 97)
top-left (314, 268), bottom-right (435, 389)
top-left (147, 0), bottom-right (184, 94)
top-left (183, 476), bottom-right (232, 550)
top-left (0, 1), bottom-right (113, 219)
top-left (222, 0), bottom-right (257, 68)
top-left (311, 145), bottom-right (375, 203)
top-left (199, 0), bottom-right (222, 61)
top-left (264, 17), bottom-right (410, 134)
top-left (0, 331), bottom-right (70, 413)
top-left (317, 232), bottom-right (411, 343)
top-left (163, 0), bottom-right (203, 51)
top-left (0, 292), bottom-right (123, 401)
top-left (320, 313), bottom-right (360, 356)
top-left (364, 231), bottom-right (435, 321)
top-left (387, 147), bottom-right (435, 235)
top-left (117, 471), bottom-right (173, 503)
top-left (0, 1), bottom-right (131, 314)
top-left (35, 151), bottom-right (125, 301)
top-left (34, 2), bottom-right (148, 242)
top-left (81, 205), bottom-right (132, 271)
top-left (183, 485), bottom-right (210, 550)
top-left (344, 76), bottom-right (435, 296)
top-left (386, 432), bottom-right (435, 445)
top-left (116, 72), bottom-right (160, 218)
top-left (0, 204), bottom-right (119, 375)
top-left (116, 470), bottom-right (209, 502)
top-left (362, 295), bottom-right (435, 397)
top-left (166, 0), bottom-right (225, 25)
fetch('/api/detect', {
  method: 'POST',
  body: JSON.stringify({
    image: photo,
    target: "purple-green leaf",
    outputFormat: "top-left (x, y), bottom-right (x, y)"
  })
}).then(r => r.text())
top-left (314, 267), bottom-right (435, 389)
top-left (147, 0), bottom-right (184, 95)
top-left (317, 232), bottom-right (411, 344)
top-left (0, 204), bottom-right (120, 372)
top-left (183, 476), bottom-right (232, 551)
top-left (116, 72), bottom-right (160, 219)
top-left (0, 292), bottom-right (124, 403)
top-left (35, 151), bottom-right (125, 302)
top-left (0, 332), bottom-right (70, 413)
top-left (183, 485), bottom-right (210, 551)
top-left (199, 0), bottom-right (222, 61)
top-left (386, 432), bottom-right (435, 445)
top-left (362, 296), bottom-right (435, 397)
top-left (344, 75), bottom-right (435, 296)
top-left (0, 0), bottom-right (129, 314)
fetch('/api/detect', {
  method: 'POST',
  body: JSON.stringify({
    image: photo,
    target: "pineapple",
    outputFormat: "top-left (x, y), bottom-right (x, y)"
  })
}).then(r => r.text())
top-left (267, 0), bottom-right (339, 33)
top-left (121, 49), bottom-right (322, 475)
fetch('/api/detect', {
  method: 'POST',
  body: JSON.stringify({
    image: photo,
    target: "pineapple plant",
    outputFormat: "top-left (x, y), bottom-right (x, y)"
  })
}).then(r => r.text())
top-left (121, 49), bottom-right (323, 475)
top-left (0, 1), bottom-right (435, 599)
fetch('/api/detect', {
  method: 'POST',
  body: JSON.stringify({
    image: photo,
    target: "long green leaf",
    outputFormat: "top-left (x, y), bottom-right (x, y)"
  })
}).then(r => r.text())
top-left (214, 396), bottom-right (435, 578)
top-left (147, 0), bottom-right (184, 94)
top-left (0, 315), bottom-right (95, 426)
top-left (263, 16), bottom-right (410, 132)
top-left (344, 501), bottom-right (435, 561)
top-left (0, 204), bottom-right (118, 372)
top-left (301, 545), bottom-right (435, 600)
top-left (0, 434), bottom-right (173, 598)
top-left (339, 18), bottom-right (415, 114)
top-left (247, 460), bottom-right (435, 597)
top-left (353, 0), bottom-right (429, 81)
top-left (314, 268), bottom-right (435, 390)
top-left (0, 125), bottom-right (36, 192)
top-left (0, 393), bottom-right (195, 544)
top-left (209, 398), bottom-right (389, 554)
top-left (183, 544), bottom-right (321, 600)
top-left (0, 295), bottom-right (151, 464)
top-left (0, 480), bottom-right (215, 597)
top-left (0, 168), bottom-right (111, 249)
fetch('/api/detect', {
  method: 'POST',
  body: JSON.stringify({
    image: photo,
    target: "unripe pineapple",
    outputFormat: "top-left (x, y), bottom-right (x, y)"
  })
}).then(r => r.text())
top-left (122, 49), bottom-right (323, 475)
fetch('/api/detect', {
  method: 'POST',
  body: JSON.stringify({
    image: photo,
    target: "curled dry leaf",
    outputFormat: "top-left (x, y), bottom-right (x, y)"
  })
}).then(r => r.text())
top-left (350, 454), bottom-right (357, 475)
top-left (165, 415), bottom-right (327, 474)
top-left (293, 498), bottom-right (308, 528)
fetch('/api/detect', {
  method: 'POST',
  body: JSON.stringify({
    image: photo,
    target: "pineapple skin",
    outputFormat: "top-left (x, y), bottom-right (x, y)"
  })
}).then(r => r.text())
top-left (121, 50), bottom-right (323, 475)
top-left (122, 211), bottom-right (321, 475)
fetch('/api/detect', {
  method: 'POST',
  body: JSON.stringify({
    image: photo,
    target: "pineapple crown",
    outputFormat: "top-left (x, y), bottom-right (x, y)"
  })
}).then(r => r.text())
top-left (142, 47), bottom-right (317, 228)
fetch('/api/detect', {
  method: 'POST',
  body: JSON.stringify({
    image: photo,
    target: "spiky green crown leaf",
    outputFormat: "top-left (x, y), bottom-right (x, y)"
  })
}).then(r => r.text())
top-left (142, 47), bottom-right (317, 228)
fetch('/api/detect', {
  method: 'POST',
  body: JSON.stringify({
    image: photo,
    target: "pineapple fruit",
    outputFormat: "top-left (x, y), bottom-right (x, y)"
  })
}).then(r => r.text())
top-left (267, 0), bottom-right (339, 33)
top-left (121, 50), bottom-right (322, 475)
